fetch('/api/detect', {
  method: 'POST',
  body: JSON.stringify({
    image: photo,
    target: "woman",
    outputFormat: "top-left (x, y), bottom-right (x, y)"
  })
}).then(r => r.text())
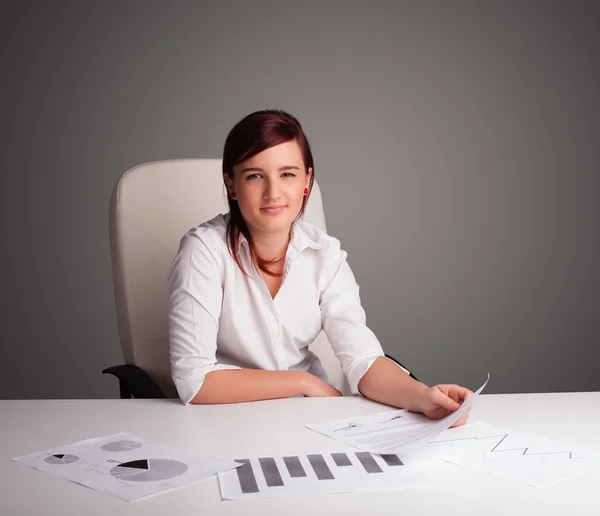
top-left (168, 109), bottom-right (472, 426)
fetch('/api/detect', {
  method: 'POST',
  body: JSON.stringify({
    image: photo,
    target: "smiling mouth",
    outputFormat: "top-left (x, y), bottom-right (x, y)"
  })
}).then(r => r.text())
top-left (260, 205), bottom-right (286, 214)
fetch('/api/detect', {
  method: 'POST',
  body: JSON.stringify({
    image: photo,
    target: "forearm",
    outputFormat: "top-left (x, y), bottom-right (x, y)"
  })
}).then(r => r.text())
top-left (191, 368), bottom-right (308, 404)
top-left (357, 356), bottom-right (428, 411)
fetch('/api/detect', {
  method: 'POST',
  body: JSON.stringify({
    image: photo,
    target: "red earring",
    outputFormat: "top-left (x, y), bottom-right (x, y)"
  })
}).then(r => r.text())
top-left (230, 192), bottom-right (236, 199)
top-left (304, 188), bottom-right (309, 195)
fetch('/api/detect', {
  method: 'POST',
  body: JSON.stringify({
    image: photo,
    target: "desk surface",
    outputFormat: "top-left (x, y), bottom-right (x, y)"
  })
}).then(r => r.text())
top-left (2, 393), bottom-right (600, 515)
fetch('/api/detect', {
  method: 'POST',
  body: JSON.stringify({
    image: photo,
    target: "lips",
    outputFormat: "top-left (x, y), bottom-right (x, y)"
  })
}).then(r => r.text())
top-left (260, 205), bottom-right (286, 214)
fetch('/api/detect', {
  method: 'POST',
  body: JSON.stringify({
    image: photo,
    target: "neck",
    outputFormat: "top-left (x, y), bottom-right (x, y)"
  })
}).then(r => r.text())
top-left (247, 226), bottom-right (291, 261)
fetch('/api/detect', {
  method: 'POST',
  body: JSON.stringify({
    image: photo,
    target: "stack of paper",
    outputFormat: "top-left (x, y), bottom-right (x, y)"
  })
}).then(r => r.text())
top-left (306, 374), bottom-right (489, 458)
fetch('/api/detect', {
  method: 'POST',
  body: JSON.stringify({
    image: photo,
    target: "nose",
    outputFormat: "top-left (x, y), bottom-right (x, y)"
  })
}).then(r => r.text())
top-left (264, 177), bottom-right (282, 201)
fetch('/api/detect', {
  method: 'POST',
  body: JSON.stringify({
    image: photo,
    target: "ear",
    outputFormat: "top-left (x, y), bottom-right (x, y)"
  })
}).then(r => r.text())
top-left (306, 167), bottom-right (313, 187)
top-left (223, 173), bottom-right (234, 195)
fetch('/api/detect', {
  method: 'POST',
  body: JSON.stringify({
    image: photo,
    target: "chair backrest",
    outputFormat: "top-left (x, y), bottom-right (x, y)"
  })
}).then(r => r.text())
top-left (109, 159), bottom-right (348, 398)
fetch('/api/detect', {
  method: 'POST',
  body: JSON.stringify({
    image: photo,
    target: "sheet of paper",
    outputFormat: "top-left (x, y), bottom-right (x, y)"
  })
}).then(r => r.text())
top-left (218, 450), bottom-right (433, 500)
top-left (426, 421), bottom-right (600, 487)
top-left (307, 374), bottom-right (489, 458)
top-left (12, 432), bottom-right (240, 501)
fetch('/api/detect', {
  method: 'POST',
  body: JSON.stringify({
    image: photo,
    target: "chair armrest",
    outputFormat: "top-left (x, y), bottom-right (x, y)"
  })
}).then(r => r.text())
top-left (384, 353), bottom-right (419, 382)
top-left (102, 364), bottom-right (166, 399)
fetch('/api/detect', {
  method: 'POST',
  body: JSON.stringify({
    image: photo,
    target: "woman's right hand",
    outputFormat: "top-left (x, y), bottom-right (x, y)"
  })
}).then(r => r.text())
top-left (299, 372), bottom-right (343, 397)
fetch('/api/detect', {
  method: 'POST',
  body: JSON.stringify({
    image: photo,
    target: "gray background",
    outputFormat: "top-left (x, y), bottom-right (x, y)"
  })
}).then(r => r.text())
top-left (2, 1), bottom-right (598, 399)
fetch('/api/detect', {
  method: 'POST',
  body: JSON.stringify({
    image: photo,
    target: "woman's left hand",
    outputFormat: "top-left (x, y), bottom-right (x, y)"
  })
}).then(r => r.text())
top-left (416, 384), bottom-right (473, 427)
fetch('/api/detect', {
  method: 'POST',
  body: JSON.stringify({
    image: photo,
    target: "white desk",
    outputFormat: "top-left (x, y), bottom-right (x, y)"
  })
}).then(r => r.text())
top-left (2, 393), bottom-right (600, 515)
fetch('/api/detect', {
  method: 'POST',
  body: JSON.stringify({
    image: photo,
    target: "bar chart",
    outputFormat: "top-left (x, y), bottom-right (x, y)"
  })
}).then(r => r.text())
top-left (218, 450), bottom-right (431, 499)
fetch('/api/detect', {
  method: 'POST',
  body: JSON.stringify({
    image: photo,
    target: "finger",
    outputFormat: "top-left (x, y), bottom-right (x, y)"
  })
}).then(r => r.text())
top-left (461, 388), bottom-right (474, 401)
top-left (443, 385), bottom-right (473, 403)
top-left (450, 416), bottom-right (467, 428)
top-left (432, 387), bottom-right (460, 412)
top-left (450, 407), bottom-right (472, 427)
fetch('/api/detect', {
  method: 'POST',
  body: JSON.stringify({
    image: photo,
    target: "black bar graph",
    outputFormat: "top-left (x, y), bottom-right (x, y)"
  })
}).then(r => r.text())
top-left (331, 452), bottom-right (352, 466)
top-left (229, 451), bottom-right (411, 498)
top-left (356, 452), bottom-right (383, 473)
top-left (381, 454), bottom-right (403, 466)
top-left (235, 459), bottom-right (259, 494)
top-left (259, 457), bottom-right (284, 487)
top-left (307, 454), bottom-right (335, 480)
top-left (283, 456), bottom-right (307, 478)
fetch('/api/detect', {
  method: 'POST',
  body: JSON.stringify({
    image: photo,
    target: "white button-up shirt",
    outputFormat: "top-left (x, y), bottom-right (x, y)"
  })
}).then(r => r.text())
top-left (168, 213), bottom-right (398, 405)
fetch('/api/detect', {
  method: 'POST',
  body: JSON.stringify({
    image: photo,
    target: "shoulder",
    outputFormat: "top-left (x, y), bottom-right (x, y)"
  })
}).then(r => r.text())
top-left (295, 219), bottom-right (347, 266)
top-left (177, 213), bottom-right (228, 253)
top-left (170, 213), bottom-right (229, 273)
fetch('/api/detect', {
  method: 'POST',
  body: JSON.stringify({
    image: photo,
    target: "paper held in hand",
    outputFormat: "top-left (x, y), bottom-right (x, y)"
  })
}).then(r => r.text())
top-left (307, 374), bottom-right (490, 459)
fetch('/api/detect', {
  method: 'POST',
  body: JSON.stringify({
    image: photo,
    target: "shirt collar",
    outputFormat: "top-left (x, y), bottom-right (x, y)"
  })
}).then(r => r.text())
top-left (290, 218), bottom-right (324, 252)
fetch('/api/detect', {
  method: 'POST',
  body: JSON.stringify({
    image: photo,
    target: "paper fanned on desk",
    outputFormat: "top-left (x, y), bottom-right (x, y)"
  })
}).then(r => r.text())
top-left (426, 421), bottom-right (600, 487)
top-left (12, 432), bottom-right (240, 502)
top-left (307, 374), bottom-right (489, 458)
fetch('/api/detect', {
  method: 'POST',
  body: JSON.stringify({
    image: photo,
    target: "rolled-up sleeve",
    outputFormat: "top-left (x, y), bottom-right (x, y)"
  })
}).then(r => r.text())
top-left (168, 237), bottom-right (240, 405)
top-left (319, 239), bottom-right (407, 395)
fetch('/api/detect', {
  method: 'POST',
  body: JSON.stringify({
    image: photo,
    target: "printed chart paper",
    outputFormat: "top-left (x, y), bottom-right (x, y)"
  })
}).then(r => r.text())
top-left (218, 450), bottom-right (432, 500)
top-left (426, 421), bottom-right (600, 487)
top-left (12, 432), bottom-right (240, 501)
top-left (307, 374), bottom-right (489, 457)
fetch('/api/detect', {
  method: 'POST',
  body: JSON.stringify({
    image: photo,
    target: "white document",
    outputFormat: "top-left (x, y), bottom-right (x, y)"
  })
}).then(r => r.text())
top-left (218, 450), bottom-right (432, 500)
top-left (426, 421), bottom-right (600, 487)
top-left (307, 374), bottom-right (489, 458)
top-left (12, 432), bottom-right (240, 501)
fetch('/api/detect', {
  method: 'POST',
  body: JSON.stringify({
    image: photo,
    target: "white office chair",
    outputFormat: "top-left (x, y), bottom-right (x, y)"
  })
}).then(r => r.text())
top-left (105, 159), bottom-right (350, 399)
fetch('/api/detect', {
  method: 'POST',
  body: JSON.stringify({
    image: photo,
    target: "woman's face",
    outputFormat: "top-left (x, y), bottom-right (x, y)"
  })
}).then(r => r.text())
top-left (226, 140), bottom-right (312, 237)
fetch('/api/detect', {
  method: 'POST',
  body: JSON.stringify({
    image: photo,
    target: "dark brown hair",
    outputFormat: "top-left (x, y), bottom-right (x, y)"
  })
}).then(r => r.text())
top-left (222, 109), bottom-right (315, 277)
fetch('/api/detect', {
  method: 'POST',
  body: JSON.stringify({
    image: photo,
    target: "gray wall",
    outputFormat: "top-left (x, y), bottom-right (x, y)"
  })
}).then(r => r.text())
top-left (2, 1), bottom-right (599, 399)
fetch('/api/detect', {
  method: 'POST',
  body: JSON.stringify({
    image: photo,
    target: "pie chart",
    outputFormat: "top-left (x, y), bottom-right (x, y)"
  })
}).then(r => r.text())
top-left (109, 459), bottom-right (188, 482)
top-left (101, 440), bottom-right (142, 452)
top-left (44, 454), bottom-right (79, 465)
